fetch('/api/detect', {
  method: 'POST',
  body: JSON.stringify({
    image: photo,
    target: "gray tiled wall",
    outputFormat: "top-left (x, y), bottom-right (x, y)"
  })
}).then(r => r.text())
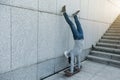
top-left (11, 7), bottom-right (38, 69)
top-left (0, 5), bottom-right (11, 74)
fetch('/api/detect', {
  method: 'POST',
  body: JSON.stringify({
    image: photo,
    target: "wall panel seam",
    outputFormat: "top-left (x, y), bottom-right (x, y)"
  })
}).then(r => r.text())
top-left (0, 3), bottom-right (111, 24)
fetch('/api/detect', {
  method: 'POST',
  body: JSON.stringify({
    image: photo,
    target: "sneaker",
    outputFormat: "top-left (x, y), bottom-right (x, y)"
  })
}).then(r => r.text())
top-left (61, 5), bottom-right (66, 13)
top-left (72, 10), bottom-right (80, 16)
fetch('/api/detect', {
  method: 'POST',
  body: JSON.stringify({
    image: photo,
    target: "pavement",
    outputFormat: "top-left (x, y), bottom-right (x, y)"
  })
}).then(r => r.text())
top-left (44, 60), bottom-right (120, 80)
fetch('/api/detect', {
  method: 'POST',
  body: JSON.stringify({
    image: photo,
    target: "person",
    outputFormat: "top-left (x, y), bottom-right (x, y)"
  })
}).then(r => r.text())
top-left (61, 5), bottom-right (84, 74)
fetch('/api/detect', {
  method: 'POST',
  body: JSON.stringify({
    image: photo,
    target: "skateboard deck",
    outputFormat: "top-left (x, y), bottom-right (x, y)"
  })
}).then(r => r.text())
top-left (64, 66), bottom-right (82, 77)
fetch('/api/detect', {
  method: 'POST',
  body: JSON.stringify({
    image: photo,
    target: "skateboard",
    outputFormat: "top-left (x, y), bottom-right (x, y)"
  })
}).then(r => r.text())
top-left (64, 66), bottom-right (82, 77)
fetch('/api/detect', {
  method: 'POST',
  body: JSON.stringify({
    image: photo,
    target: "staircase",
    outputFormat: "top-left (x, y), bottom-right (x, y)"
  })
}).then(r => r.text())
top-left (87, 16), bottom-right (120, 66)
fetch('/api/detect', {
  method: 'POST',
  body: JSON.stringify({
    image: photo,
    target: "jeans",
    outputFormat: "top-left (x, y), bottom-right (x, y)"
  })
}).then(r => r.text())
top-left (67, 40), bottom-right (83, 73)
top-left (63, 12), bottom-right (84, 40)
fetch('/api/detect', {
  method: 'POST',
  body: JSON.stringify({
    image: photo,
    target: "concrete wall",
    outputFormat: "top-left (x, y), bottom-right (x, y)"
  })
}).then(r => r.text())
top-left (0, 0), bottom-right (120, 80)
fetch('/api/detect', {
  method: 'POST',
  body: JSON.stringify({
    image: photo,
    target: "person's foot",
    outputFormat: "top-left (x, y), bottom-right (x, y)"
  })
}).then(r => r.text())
top-left (61, 5), bottom-right (66, 13)
top-left (72, 10), bottom-right (80, 16)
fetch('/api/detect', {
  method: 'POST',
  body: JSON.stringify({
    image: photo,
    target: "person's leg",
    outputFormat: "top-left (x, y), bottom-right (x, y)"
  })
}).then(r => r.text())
top-left (70, 53), bottom-right (74, 73)
top-left (76, 55), bottom-right (81, 68)
top-left (68, 57), bottom-right (71, 64)
top-left (74, 15), bottom-right (83, 34)
top-left (63, 12), bottom-right (79, 39)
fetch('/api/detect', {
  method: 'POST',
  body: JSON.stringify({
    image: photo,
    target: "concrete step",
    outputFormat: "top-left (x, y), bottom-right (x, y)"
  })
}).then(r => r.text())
top-left (112, 23), bottom-right (120, 25)
top-left (110, 26), bottom-right (120, 28)
top-left (90, 50), bottom-right (120, 61)
top-left (109, 27), bottom-right (120, 29)
top-left (110, 27), bottom-right (120, 29)
top-left (99, 39), bottom-right (120, 44)
top-left (114, 21), bottom-right (120, 23)
top-left (112, 22), bottom-right (120, 23)
top-left (90, 50), bottom-right (120, 58)
top-left (108, 28), bottom-right (120, 31)
top-left (107, 30), bottom-right (120, 33)
top-left (94, 46), bottom-right (120, 54)
top-left (102, 36), bottom-right (120, 40)
top-left (112, 24), bottom-right (120, 26)
top-left (108, 29), bottom-right (120, 32)
top-left (96, 42), bottom-right (120, 49)
top-left (114, 19), bottom-right (120, 21)
top-left (87, 55), bottom-right (120, 65)
top-left (113, 21), bottom-right (120, 23)
top-left (104, 33), bottom-right (120, 36)
top-left (112, 22), bottom-right (120, 24)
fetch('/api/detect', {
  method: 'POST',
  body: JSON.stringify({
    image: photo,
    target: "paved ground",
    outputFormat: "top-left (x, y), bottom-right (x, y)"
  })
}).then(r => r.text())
top-left (44, 60), bottom-right (120, 80)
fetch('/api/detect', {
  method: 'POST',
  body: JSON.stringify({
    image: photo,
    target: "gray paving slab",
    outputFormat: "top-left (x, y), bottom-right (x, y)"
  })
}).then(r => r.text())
top-left (81, 60), bottom-right (107, 75)
top-left (91, 76), bottom-right (109, 80)
top-left (44, 60), bottom-right (120, 80)
top-left (95, 66), bottom-right (120, 80)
